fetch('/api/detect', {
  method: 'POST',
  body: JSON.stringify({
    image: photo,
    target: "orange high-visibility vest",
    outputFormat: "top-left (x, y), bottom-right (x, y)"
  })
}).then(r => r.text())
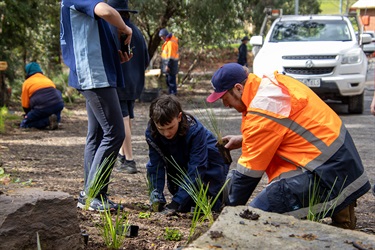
top-left (160, 35), bottom-right (179, 75)
top-left (237, 72), bottom-right (369, 217)
top-left (21, 73), bottom-right (56, 108)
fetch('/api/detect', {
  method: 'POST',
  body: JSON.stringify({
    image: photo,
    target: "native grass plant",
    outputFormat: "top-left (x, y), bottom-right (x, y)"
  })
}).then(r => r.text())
top-left (193, 103), bottom-right (232, 164)
top-left (164, 227), bottom-right (182, 241)
top-left (85, 155), bottom-right (116, 210)
top-left (96, 198), bottom-right (129, 250)
top-left (167, 157), bottom-right (230, 242)
top-left (143, 171), bottom-right (154, 197)
top-left (307, 176), bottom-right (347, 222)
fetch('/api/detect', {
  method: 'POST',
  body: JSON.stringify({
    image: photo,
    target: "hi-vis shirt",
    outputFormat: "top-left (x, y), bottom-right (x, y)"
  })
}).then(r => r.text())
top-left (238, 72), bottom-right (370, 213)
top-left (160, 35), bottom-right (179, 75)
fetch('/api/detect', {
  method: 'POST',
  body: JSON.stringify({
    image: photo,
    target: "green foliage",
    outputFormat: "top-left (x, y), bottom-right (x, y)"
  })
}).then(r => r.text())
top-left (0, 1), bottom-right (61, 82)
top-left (167, 157), bottom-right (229, 242)
top-left (307, 176), bottom-right (347, 222)
top-left (0, 167), bottom-right (32, 186)
top-left (164, 227), bottom-right (182, 241)
top-left (85, 155), bottom-right (116, 210)
top-left (0, 106), bottom-right (7, 133)
top-left (97, 200), bottom-right (129, 249)
top-left (131, 0), bottom-right (249, 59)
top-left (193, 102), bottom-right (227, 144)
top-left (138, 212), bottom-right (151, 219)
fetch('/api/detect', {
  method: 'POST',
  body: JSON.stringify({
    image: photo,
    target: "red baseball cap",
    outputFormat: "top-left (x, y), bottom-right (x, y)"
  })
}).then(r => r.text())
top-left (206, 63), bottom-right (248, 103)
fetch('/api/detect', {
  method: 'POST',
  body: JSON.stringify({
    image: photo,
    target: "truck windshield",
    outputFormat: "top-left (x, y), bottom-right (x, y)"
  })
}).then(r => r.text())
top-left (270, 20), bottom-right (352, 42)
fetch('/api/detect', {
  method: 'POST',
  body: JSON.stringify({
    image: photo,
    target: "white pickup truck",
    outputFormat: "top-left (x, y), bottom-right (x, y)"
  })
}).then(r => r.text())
top-left (250, 14), bottom-right (372, 113)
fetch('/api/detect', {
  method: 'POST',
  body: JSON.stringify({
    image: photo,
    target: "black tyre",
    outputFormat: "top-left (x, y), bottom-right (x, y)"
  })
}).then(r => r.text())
top-left (348, 93), bottom-right (364, 114)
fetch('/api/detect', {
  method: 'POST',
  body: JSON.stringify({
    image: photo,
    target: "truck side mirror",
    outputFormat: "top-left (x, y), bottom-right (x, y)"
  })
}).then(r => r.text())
top-left (250, 36), bottom-right (263, 46)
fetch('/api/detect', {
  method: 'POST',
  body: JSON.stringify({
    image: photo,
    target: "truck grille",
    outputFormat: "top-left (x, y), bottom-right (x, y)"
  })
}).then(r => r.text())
top-left (284, 67), bottom-right (334, 75)
top-left (282, 55), bottom-right (337, 60)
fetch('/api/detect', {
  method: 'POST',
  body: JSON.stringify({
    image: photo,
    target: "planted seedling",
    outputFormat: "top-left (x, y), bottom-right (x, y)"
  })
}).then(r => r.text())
top-left (167, 157), bottom-right (229, 242)
top-left (193, 103), bottom-right (232, 164)
top-left (307, 175), bottom-right (347, 222)
top-left (96, 198), bottom-right (128, 249)
top-left (85, 155), bottom-right (115, 210)
top-left (138, 212), bottom-right (151, 219)
top-left (164, 227), bottom-right (182, 241)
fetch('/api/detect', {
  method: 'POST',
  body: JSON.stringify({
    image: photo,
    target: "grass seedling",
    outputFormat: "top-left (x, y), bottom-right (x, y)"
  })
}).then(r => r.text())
top-left (193, 102), bottom-right (224, 144)
top-left (167, 157), bottom-right (229, 241)
top-left (96, 198), bottom-right (129, 249)
top-left (307, 176), bottom-right (347, 222)
top-left (85, 155), bottom-right (116, 210)
top-left (138, 212), bottom-right (151, 219)
top-left (164, 227), bottom-right (182, 241)
top-left (193, 102), bottom-right (232, 164)
top-left (36, 232), bottom-right (42, 250)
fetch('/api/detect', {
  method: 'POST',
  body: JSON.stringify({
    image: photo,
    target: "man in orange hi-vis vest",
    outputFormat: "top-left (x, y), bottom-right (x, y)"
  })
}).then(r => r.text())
top-left (159, 28), bottom-right (179, 95)
top-left (207, 63), bottom-right (371, 229)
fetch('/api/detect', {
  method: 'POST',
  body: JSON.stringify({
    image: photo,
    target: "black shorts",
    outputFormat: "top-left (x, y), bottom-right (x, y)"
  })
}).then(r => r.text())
top-left (119, 100), bottom-right (135, 118)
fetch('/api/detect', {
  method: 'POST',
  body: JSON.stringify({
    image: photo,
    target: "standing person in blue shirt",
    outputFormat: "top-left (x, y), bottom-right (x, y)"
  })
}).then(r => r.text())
top-left (60, 0), bottom-right (133, 211)
top-left (237, 36), bottom-right (250, 67)
top-left (146, 95), bottom-right (230, 213)
top-left (107, 0), bottom-right (150, 174)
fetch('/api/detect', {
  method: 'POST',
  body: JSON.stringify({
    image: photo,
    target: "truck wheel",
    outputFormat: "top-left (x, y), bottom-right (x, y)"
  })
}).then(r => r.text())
top-left (348, 93), bottom-right (364, 114)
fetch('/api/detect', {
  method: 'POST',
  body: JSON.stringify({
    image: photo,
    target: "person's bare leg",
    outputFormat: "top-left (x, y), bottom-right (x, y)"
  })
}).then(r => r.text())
top-left (123, 116), bottom-right (133, 161)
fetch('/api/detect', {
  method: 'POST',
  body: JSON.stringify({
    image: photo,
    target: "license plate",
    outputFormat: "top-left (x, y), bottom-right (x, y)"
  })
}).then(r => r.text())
top-left (298, 78), bottom-right (321, 87)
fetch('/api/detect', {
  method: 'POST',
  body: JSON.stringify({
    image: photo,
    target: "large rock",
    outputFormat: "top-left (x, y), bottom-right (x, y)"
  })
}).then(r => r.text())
top-left (0, 188), bottom-right (83, 250)
top-left (187, 206), bottom-right (375, 249)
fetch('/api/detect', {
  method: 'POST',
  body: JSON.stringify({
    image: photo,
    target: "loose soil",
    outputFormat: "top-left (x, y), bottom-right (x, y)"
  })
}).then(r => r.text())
top-left (1, 49), bottom-right (374, 249)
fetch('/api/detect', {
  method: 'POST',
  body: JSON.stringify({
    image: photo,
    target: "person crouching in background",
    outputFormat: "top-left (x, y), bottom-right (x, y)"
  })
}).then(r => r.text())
top-left (20, 62), bottom-right (64, 130)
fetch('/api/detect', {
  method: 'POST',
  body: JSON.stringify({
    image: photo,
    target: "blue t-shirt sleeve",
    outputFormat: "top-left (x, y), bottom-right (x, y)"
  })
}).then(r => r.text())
top-left (67, 0), bottom-right (102, 18)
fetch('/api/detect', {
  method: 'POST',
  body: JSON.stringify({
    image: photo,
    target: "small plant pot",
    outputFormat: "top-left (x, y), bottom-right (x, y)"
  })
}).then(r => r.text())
top-left (126, 225), bottom-right (139, 238)
top-left (216, 143), bottom-right (232, 164)
top-left (81, 233), bottom-right (89, 245)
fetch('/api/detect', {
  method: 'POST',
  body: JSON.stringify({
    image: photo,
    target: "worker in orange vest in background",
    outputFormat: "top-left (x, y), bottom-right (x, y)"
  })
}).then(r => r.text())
top-left (159, 28), bottom-right (179, 95)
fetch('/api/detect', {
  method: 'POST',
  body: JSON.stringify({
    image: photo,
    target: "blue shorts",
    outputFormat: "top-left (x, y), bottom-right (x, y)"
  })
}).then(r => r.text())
top-left (119, 100), bottom-right (135, 118)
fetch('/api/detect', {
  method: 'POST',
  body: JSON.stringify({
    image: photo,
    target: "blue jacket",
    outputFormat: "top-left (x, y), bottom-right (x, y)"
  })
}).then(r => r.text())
top-left (145, 115), bottom-right (230, 208)
top-left (112, 18), bottom-right (150, 100)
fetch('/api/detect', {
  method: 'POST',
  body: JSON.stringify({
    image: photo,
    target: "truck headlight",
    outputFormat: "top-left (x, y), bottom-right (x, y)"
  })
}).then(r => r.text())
top-left (341, 48), bottom-right (362, 64)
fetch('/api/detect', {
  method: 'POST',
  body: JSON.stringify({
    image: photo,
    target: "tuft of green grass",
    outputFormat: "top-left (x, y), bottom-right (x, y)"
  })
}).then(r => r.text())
top-left (36, 232), bottom-right (42, 250)
top-left (194, 102), bottom-right (225, 144)
top-left (164, 227), bottom-right (182, 241)
top-left (167, 157), bottom-right (229, 242)
top-left (307, 176), bottom-right (347, 222)
top-left (96, 199), bottom-right (129, 249)
top-left (85, 155), bottom-right (116, 210)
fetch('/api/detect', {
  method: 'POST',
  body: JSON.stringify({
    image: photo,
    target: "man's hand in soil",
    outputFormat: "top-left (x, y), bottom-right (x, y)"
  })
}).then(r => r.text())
top-left (222, 135), bottom-right (243, 150)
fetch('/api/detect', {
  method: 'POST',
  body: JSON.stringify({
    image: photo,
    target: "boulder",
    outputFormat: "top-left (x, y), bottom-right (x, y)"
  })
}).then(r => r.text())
top-left (187, 206), bottom-right (375, 249)
top-left (0, 188), bottom-right (83, 250)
